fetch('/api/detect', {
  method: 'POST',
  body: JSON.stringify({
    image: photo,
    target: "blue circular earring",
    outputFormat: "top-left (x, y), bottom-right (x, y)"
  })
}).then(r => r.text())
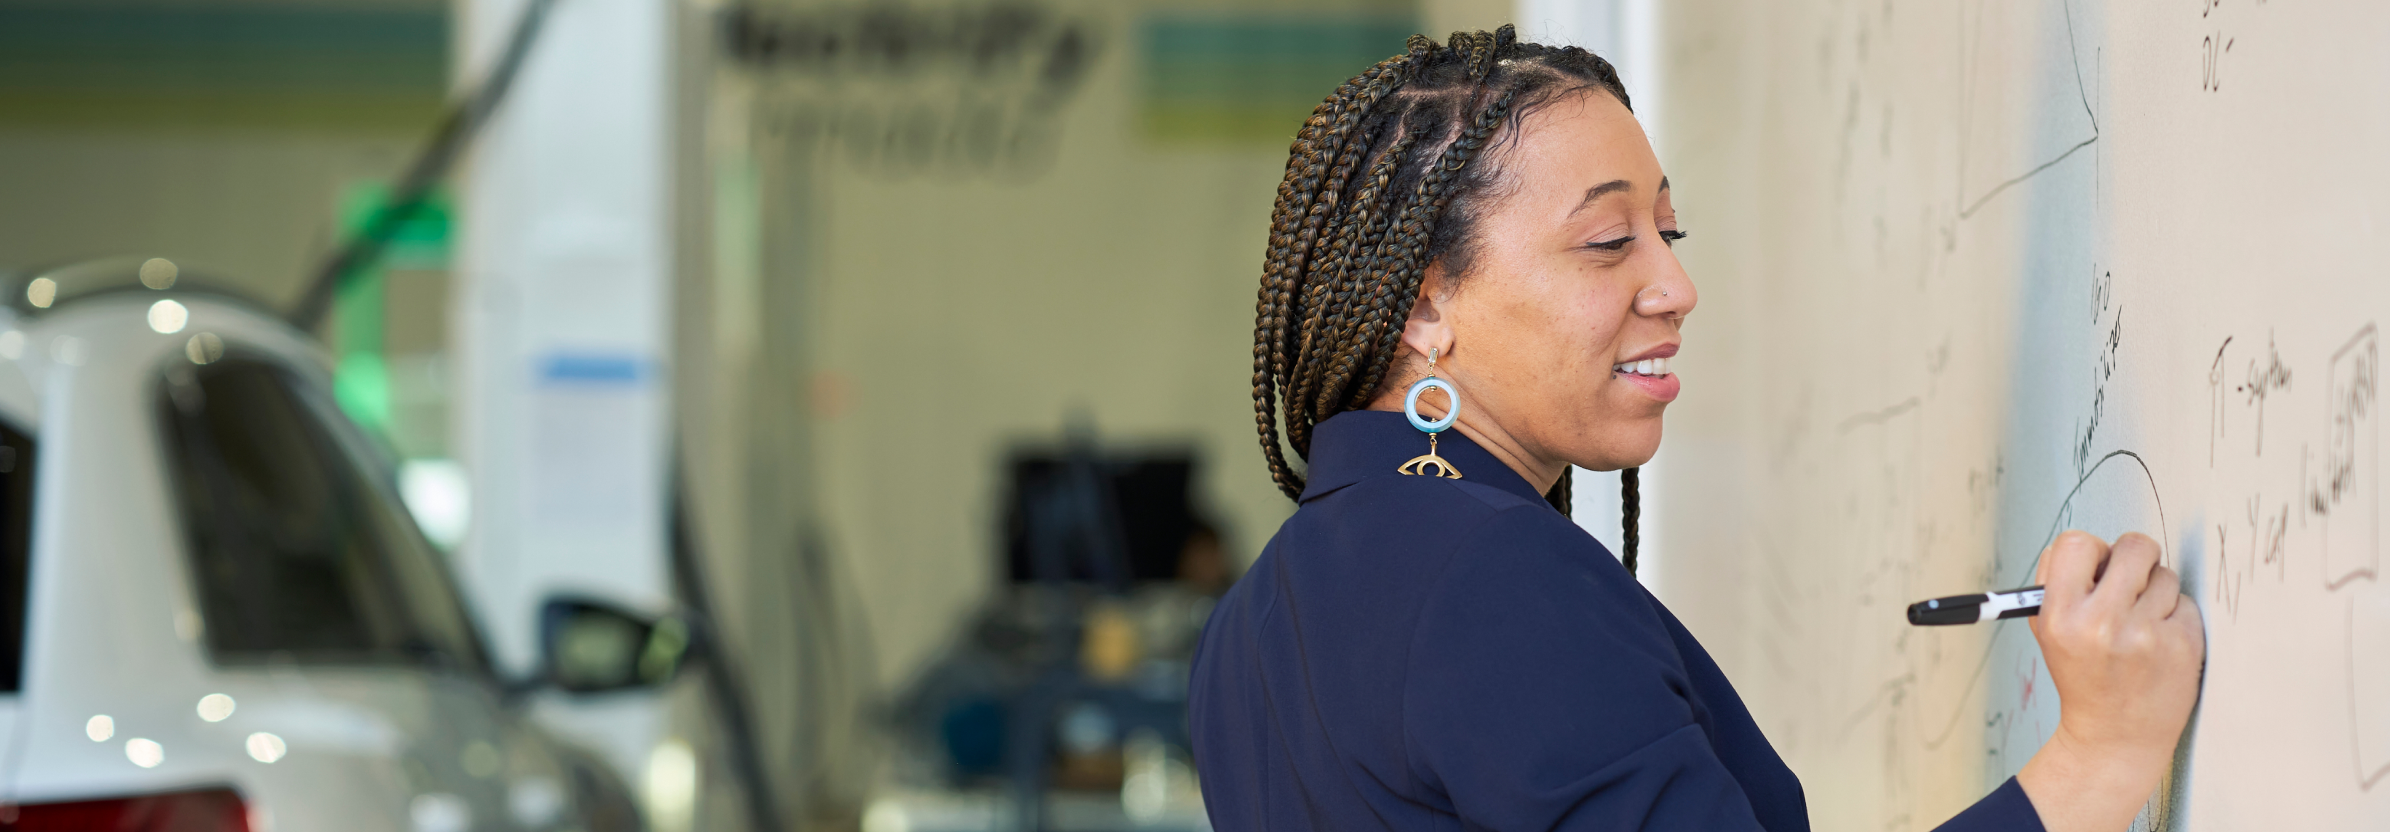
top-left (1398, 348), bottom-right (1463, 478)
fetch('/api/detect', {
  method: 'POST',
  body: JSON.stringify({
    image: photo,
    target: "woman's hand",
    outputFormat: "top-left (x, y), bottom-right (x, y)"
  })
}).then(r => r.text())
top-left (2015, 530), bottom-right (2207, 832)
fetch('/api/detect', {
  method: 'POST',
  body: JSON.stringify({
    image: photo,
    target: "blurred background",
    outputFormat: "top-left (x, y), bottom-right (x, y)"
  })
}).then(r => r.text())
top-left (0, 0), bottom-right (1659, 830)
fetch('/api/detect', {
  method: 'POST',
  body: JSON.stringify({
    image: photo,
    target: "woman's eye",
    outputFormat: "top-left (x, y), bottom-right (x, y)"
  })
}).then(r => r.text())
top-left (1658, 229), bottom-right (1689, 247)
top-left (1585, 236), bottom-right (1634, 252)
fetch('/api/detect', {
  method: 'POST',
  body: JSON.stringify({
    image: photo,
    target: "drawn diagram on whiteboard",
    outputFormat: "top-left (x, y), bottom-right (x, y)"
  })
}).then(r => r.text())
top-left (2316, 326), bottom-right (2378, 590)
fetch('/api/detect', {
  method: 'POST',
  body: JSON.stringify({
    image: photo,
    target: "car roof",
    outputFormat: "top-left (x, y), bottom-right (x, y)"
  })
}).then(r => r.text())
top-left (2, 256), bottom-right (280, 321)
top-left (0, 258), bottom-right (320, 434)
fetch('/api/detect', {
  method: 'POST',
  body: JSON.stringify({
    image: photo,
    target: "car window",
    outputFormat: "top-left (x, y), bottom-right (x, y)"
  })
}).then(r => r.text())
top-left (158, 356), bottom-right (487, 674)
top-left (0, 420), bottom-right (32, 693)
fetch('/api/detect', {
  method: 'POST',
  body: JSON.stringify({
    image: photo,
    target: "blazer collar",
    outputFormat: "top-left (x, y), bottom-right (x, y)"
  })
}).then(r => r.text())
top-left (1297, 410), bottom-right (1550, 506)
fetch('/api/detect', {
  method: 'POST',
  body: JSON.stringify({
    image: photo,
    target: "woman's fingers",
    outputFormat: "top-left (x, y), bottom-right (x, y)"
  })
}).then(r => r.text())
top-left (2042, 531), bottom-right (2109, 609)
top-left (2135, 563), bottom-right (2183, 621)
top-left (2167, 589), bottom-right (2209, 659)
top-left (2089, 532), bottom-right (2162, 613)
top-left (2034, 534), bottom-right (2054, 586)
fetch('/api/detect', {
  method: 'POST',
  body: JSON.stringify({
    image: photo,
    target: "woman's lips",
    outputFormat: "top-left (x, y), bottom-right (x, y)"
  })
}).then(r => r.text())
top-left (1614, 367), bottom-right (1681, 402)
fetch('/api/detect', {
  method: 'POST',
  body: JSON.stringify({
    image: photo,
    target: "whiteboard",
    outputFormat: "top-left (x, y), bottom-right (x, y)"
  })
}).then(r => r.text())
top-left (1647, 0), bottom-right (2390, 828)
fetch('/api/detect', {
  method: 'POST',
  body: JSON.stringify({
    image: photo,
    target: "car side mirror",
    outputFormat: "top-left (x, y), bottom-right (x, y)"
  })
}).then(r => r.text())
top-left (537, 597), bottom-right (693, 694)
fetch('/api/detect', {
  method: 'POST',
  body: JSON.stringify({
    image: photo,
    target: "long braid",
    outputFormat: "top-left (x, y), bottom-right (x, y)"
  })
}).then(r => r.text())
top-left (1282, 56), bottom-right (1419, 288)
top-left (1316, 108), bottom-right (1445, 418)
top-left (1621, 466), bottom-right (1642, 576)
top-left (1544, 467), bottom-right (1572, 516)
top-left (1255, 71), bottom-right (1367, 495)
top-left (1254, 52), bottom-right (1424, 498)
top-left (1295, 106), bottom-right (1416, 413)
top-left (1249, 25), bottom-right (1636, 514)
top-left (1290, 120), bottom-right (1416, 455)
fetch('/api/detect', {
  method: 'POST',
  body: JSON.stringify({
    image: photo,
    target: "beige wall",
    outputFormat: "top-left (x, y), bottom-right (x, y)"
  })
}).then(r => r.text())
top-left (0, 0), bottom-right (447, 301)
top-left (0, 129), bottom-right (417, 302)
top-left (766, 0), bottom-right (1413, 694)
top-left (1422, 0), bottom-right (1516, 40)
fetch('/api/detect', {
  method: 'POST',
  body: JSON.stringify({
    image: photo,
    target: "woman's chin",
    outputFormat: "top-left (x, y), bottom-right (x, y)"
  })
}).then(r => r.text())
top-left (1566, 425), bottom-right (1661, 472)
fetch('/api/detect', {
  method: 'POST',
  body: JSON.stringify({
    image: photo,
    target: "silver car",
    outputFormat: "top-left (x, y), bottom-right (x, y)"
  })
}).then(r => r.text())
top-left (0, 260), bottom-right (682, 831)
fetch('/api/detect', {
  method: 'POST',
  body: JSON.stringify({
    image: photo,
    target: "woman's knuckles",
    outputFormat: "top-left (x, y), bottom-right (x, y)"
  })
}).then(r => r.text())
top-left (2082, 618), bottom-right (2125, 649)
top-left (2118, 626), bottom-right (2160, 656)
top-left (2054, 529), bottom-right (2103, 553)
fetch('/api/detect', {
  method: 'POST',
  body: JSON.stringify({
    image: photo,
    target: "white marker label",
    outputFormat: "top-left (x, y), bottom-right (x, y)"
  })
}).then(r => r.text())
top-left (1979, 588), bottom-right (2046, 621)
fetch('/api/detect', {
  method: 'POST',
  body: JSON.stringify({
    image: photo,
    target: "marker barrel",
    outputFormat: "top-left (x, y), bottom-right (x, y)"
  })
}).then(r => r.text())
top-left (1905, 587), bottom-right (2045, 626)
top-left (1907, 594), bottom-right (1989, 626)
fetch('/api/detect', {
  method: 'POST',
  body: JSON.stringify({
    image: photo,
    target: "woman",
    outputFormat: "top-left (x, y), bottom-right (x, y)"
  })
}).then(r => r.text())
top-left (1187, 28), bottom-right (2205, 832)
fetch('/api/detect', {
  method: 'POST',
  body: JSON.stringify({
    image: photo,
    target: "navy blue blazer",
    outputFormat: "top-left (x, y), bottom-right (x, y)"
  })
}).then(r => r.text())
top-left (1189, 410), bottom-right (2042, 831)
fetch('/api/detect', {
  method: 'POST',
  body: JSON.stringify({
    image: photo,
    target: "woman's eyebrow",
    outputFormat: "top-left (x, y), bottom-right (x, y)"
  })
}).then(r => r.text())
top-left (1567, 179), bottom-right (1634, 217)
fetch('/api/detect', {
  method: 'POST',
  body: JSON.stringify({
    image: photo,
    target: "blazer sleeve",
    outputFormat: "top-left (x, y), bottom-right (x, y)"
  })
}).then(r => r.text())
top-left (1931, 778), bottom-right (2047, 832)
top-left (1401, 507), bottom-right (2052, 832)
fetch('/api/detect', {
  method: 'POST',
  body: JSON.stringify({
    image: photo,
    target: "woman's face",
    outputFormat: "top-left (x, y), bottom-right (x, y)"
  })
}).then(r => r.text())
top-left (1391, 89), bottom-right (1695, 475)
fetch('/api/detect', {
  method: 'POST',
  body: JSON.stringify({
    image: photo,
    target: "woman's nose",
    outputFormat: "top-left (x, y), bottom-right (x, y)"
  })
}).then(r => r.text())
top-left (1633, 249), bottom-right (1698, 320)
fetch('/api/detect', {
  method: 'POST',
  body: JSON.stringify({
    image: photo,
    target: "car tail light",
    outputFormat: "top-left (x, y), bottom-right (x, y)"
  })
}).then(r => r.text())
top-left (3, 786), bottom-right (249, 831)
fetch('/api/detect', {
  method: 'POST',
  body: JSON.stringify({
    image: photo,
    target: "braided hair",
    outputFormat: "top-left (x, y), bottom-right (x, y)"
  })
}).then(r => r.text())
top-left (1249, 25), bottom-right (1647, 573)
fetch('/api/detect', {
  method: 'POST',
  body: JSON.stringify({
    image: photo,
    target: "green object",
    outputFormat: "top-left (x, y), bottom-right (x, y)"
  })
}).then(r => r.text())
top-left (339, 182), bottom-right (450, 271)
top-left (1139, 14), bottom-right (1416, 145)
top-left (333, 350), bottom-right (392, 430)
top-left (330, 182), bottom-right (450, 430)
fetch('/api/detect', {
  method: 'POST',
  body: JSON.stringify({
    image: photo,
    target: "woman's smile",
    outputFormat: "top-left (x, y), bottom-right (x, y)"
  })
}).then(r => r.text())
top-left (1612, 342), bottom-right (1680, 402)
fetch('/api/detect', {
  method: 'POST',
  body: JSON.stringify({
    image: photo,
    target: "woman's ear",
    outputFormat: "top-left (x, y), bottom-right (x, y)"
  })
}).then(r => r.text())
top-left (1399, 263), bottom-right (1458, 363)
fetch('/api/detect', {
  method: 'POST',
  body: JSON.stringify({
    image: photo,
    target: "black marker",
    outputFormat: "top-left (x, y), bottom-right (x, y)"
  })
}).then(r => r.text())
top-left (1907, 586), bottom-right (2045, 626)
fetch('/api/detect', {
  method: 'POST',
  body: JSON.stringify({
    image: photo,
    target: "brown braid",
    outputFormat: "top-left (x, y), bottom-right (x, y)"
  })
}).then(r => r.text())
top-left (1250, 25), bottom-right (1637, 535)
top-left (1343, 88), bottom-right (1516, 414)
top-left (1254, 46), bottom-right (1430, 498)
top-left (1620, 466), bottom-right (1641, 576)
top-left (1544, 467), bottom-right (1572, 517)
